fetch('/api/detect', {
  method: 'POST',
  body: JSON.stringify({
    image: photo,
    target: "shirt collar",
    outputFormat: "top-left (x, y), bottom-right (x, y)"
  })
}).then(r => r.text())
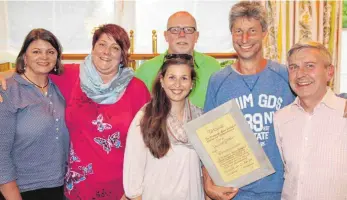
top-left (231, 59), bottom-right (271, 75)
top-left (320, 87), bottom-right (341, 110)
top-left (292, 87), bottom-right (340, 112)
top-left (14, 73), bottom-right (53, 87)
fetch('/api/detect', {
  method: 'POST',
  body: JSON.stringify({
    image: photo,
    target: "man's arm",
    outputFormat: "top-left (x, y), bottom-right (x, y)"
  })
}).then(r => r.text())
top-left (202, 167), bottom-right (238, 200)
top-left (203, 73), bottom-right (239, 200)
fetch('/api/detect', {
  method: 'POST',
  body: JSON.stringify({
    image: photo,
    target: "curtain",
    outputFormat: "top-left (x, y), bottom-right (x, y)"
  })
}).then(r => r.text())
top-left (262, 1), bottom-right (342, 92)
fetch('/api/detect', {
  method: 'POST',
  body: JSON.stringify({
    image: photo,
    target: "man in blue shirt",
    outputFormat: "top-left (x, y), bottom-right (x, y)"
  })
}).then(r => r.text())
top-left (203, 2), bottom-right (295, 200)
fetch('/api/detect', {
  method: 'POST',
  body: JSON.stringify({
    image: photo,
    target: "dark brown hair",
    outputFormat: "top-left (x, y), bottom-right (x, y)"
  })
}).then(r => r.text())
top-left (92, 24), bottom-right (130, 68)
top-left (140, 56), bottom-right (196, 158)
top-left (16, 28), bottom-right (63, 75)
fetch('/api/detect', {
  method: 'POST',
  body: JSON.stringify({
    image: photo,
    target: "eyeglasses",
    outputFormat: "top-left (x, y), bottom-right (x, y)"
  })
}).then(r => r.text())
top-left (164, 54), bottom-right (193, 60)
top-left (167, 27), bottom-right (196, 34)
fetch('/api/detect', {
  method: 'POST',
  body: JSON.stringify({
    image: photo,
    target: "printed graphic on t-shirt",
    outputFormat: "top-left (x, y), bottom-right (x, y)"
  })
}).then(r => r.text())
top-left (92, 114), bottom-right (112, 132)
top-left (91, 113), bottom-right (122, 154)
top-left (66, 144), bottom-right (94, 193)
top-left (70, 143), bottom-right (81, 163)
top-left (94, 132), bottom-right (122, 154)
top-left (235, 93), bottom-right (283, 147)
top-left (65, 163), bottom-right (94, 193)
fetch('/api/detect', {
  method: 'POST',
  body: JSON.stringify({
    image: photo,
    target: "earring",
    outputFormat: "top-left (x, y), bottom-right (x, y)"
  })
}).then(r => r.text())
top-left (54, 66), bottom-right (57, 72)
top-left (23, 64), bottom-right (26, 71)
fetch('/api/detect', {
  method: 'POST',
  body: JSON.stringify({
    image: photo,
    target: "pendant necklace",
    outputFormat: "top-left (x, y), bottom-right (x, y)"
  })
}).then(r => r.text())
top-left (23, 73), bottom-right (49, 95)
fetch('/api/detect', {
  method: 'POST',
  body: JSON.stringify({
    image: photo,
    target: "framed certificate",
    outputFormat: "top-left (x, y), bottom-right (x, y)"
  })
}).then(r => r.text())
top-left (184, 99), bottom-right (275, 188)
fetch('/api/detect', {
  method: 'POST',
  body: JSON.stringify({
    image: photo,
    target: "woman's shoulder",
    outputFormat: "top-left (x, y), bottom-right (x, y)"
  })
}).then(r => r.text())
top-left (60, 63), bottom-right (80, 78)
top-left (190, 103), bottom-right (203, 118)
top-left (51, 63), bottom-right (79, 78)
top-left (63, 63), bottom-right (81, 70)
top-left (129, 76), bottom-right (148, 89)
top-left (125, 76), bottom-right (151, 102)
top-left (128, 106), bottom-right (146, 129)
top-left (50, 63), bottom-right (80, 94)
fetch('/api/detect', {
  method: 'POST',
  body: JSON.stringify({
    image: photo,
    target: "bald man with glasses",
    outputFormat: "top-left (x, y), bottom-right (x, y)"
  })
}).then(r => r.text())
top-left (135, 11), bottom-right (221, 108)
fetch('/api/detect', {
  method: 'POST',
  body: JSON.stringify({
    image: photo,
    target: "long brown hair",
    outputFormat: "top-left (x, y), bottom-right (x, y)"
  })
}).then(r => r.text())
top-left (140, 55), bottom-right (196, 158)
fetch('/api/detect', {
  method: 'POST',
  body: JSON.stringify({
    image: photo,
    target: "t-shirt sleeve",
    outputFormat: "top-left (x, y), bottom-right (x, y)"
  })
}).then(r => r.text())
top-left (203, 75), bottom-right (217, 113)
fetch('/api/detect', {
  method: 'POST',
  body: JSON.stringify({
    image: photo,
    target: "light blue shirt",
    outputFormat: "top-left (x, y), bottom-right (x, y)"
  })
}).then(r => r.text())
top-left (204, 60), bottom-right (295, 199)
top-left (0, 73), bottom-right (69, 192)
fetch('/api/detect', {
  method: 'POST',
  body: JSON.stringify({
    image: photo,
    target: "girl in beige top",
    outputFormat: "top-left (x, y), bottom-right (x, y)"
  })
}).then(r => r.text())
top-left (123, 54), bottom-right (204, 200)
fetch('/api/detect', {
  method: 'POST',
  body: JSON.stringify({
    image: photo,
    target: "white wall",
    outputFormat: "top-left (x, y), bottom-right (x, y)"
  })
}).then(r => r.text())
top-left (0, 1), bottom-right (16, 63)
top-left (1, 0), bottom-right (116, 64)
top-left (134, 1), bottom-right (236, 53)
top-left (0, 0), bottom-right (237, 60)
top-left (0, 0), bottom-right (346, 93)
top-left (0, 1), bottom-right (7, 51)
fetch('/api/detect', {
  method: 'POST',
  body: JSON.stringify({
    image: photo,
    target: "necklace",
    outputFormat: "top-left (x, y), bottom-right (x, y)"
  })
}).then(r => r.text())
top-left (23, 73), bottom-right (49, 94)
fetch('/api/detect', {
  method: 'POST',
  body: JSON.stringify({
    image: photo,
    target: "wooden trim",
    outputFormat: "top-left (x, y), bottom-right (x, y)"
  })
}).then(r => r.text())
top-left (206, 53), bottom-right (238, 59)
top-left (130, 54), bottom-right (160, 60)
top-left (0, 62), bottom-right (13, 72)
top-left (62, 53), bottom-right (238, 60)
top-left (62, 54), bottom-right (87, 60)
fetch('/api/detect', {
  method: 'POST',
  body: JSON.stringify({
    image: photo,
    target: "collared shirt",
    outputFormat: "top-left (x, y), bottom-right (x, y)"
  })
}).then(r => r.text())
top-left (135, 50), bottom-right (221, 108)
top-left (0, 73), bottom-right (69, 192)
top-left (274, 88), bottom-right (347, 200)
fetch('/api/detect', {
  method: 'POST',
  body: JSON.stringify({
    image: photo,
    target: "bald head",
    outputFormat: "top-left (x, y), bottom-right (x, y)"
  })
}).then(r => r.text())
top-left (167, 11), bottom-right (197, 29)
top-left (164, 11), bottom-right (199, 54)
